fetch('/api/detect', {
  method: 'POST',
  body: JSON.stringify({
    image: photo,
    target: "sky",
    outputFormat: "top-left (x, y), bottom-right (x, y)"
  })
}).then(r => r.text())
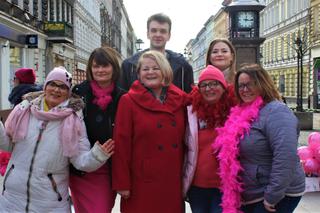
top-left (123, 0), bottom-right (223, 54)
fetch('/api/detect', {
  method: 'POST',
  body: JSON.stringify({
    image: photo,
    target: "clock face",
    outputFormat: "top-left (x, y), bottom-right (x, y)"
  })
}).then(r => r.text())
top-left (237, 11), bottom-right (255, 28)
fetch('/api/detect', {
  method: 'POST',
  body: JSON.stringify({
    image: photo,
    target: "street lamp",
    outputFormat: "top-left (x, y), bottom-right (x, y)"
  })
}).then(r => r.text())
top-left (135, 39), bottom-right (144, 52)
top-left (183, 47), bottom-right (192, 60)
top-left (293, 28), bottom-right (308, 112)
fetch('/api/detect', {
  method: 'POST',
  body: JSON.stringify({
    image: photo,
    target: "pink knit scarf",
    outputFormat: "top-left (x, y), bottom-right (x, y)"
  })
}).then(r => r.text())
top-left (213, 96), bottom-right (264, 213)
top-left (5, 94), bottom-right (82, 157)
top-left (90, 80), bottom-right (114, 110)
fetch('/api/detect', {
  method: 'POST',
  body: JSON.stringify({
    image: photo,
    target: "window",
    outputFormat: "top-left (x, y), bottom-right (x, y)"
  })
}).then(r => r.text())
top-left (292, 32), bottom-right (296, 58)
top-left (271, 40), bottom-right (274, 62)
top-left (281, 0), bottom-right (285, 21)
top-left (275, 38), bottom-right (278, 62)
top-left (315, 6), bottom-right (319, 35)
top-left (287, 34), bottom-right (290, 58)
top-left (279, 75), bottom-right (285, 93)
top-left (281, 37), bottom-right (284, 61)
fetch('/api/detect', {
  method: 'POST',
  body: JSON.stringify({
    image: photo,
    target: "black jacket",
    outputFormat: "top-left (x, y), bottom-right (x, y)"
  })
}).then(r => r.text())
top-left (119, 49), bottom-right (194, 93)
top-left (72, 80), bottom-right (126, 147)
top-left (8, 84), bottom-right (42, 106)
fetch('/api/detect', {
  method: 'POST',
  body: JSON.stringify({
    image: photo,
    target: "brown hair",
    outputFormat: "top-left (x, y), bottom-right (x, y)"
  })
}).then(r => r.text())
top-left (147, 13), bottom-right (172, 33)
top-left (205, 38), bottom-right (236, 83)
top-left (136, 50), bottom-right (173, 86)
top-left (86, 46), bottom-right (121, 82)
top-left (234, 63), bottom-right (281, 103)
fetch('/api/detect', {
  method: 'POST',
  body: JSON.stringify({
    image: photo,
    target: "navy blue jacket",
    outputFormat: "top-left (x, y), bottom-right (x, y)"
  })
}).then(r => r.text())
top-left (119, 49), bottom-right (194, 93)
top-left (8, 84), bottom-right (42, 106)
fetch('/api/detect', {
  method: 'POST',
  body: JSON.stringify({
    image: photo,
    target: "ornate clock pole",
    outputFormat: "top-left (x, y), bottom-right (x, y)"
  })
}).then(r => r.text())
top-left (224, 0), bottom-right (265, 69)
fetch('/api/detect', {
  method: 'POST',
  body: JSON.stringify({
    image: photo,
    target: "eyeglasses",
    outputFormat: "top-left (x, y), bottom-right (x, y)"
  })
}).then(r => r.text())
top-left (47, 81), bottom-right (69, 91)
top-left (198, 81), bottom-right (221, 90)
top-left (238, 81), bottom-right (256, 91)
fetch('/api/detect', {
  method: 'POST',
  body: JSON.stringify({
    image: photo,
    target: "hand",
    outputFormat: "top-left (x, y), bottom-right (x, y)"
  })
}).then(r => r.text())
top-left (97, 139), bottom-right (115, 157)
top-left (118, 190), bottom-right (130, 199)
top-left (263, 199), bottom-right (276, 212)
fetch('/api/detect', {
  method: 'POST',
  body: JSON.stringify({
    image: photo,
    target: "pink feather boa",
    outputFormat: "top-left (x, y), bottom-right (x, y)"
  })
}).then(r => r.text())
top-left (213, 96), bottom-right (264, 213)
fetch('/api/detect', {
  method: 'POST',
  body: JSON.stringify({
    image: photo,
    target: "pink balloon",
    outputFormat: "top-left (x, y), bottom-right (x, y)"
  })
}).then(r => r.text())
top-left (303, 158), bottom-right (320, 174)
top-left (308, 132), bottom-right (320, 151)
top-left (298, 146), bottom-right (314, 161)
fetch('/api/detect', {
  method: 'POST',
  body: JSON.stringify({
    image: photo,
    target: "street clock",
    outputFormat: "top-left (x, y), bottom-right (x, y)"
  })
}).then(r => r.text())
top-left (224, 0), bottom-right (266, 68)
top-left (237, 11), bottom-right (255, 28)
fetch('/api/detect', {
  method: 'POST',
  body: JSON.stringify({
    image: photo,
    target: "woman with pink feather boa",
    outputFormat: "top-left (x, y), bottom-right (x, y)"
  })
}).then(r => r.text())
top-left (214, 64), bottom-right (305, 213)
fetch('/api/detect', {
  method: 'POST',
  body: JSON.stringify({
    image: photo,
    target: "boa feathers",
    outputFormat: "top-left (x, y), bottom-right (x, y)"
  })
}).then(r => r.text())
top-left (188, 85), bottom-right (237, 128)
top-left (213, 96), bottom-right (264, 213)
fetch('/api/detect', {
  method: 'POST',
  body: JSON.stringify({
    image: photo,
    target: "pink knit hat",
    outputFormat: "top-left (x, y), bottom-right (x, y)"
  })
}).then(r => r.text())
top-left (15, 68), bottom-right (36, 84)
top-left (44, 66), bottom-right (72, 89)
top-left (198, 65), bottom-right (227, 88)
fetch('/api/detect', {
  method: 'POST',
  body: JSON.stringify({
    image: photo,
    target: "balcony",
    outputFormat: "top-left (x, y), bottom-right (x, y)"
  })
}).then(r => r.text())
top-left (44, 21), bottom-right (73, 43)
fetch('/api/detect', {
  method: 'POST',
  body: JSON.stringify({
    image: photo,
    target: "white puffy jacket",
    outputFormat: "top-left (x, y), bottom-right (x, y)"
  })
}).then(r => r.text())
top-left (0, 98), bottom-right (109, 213)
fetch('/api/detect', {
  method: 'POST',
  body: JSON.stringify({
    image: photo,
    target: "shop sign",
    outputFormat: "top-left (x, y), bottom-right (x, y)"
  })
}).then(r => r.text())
top-left (26, 34), bottom-right (38, 48)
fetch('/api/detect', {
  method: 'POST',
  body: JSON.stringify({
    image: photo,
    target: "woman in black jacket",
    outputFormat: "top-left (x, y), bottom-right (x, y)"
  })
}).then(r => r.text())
top-left (69, 47), bottom-right (125, 213)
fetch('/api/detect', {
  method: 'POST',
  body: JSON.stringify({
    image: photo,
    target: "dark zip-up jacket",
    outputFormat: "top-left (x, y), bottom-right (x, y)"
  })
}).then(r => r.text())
top-left (119, 49), bottom-right (194, 93)
top-left (8, 84), bottom-right (42, 106)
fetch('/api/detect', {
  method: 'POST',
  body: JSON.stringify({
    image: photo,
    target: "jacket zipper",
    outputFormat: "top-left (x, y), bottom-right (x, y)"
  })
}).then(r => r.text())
top-left (47, 173), bottom-right (62, 201)
top-left (2, 164), bottom-right (14, 195)
top-left (25, 121), bottom-right (48, 213)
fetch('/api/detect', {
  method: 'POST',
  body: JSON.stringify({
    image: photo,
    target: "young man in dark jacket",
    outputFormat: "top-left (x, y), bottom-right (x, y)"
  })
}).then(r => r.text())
top-left (120, 13), bottom-right (194, 93)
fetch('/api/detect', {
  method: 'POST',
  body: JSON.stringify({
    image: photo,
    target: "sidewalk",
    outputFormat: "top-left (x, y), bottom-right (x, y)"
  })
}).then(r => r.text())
top-left (294, 192), bottom-right (320, 213)
top-left (109, 193), bottom-right (319, 213)
top-left (0, 177), bottom-right (317, 213)
top-left (291, 113), bottom-right (320, 213)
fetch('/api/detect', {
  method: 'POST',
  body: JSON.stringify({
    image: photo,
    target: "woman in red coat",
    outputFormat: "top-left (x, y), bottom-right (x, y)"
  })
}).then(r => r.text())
top-left (112, 50), bottom-right (186, 213)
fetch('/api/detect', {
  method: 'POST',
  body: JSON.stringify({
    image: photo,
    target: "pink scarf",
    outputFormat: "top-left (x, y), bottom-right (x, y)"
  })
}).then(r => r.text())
top-left (213, 96), bottom-right (264, 213)
top-left (5, 94), bottom-right (82, 157)
top-left (90, 81), bottom-right (114, 110)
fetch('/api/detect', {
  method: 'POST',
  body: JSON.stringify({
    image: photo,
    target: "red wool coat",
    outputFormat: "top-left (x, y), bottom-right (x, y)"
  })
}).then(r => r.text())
top-left (112, 81), bottom-right (186, 213)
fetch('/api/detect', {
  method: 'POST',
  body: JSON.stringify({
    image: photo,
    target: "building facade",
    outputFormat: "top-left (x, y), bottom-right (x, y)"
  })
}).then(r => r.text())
top-left (73, 0), bottom-right (101, 84)
top-left (186, 15), bottom-right (215, 83)
top-left (260, 0), bottom-right (310, 107)
top-left (310, 0), bottom-right (320, 108)
top-left (45, 0), bottom-right (76, 84)
top-left (0, 0), bottom-right (53, 109)
top-left (185, 7), bottom-right (229, 83)
top-left (213, 8), bottom-right (229, 39)
top-left (0, 0), bottom-right (137, 109)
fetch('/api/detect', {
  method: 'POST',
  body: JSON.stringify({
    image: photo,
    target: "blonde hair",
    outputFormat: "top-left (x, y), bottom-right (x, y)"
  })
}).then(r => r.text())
top-left (136, 50), bottom-right (173, 86)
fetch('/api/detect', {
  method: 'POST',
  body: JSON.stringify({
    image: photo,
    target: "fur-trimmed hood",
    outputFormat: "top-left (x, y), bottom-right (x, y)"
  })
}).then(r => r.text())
top-left (23, 91), bottom-right (85, 112)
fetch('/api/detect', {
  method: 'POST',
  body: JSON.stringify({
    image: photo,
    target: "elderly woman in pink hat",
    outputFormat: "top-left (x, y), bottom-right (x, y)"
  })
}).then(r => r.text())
top-left (0, 67), bottom-right (114, 212)
top-left (183, 65), bottom-right (237, 213)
